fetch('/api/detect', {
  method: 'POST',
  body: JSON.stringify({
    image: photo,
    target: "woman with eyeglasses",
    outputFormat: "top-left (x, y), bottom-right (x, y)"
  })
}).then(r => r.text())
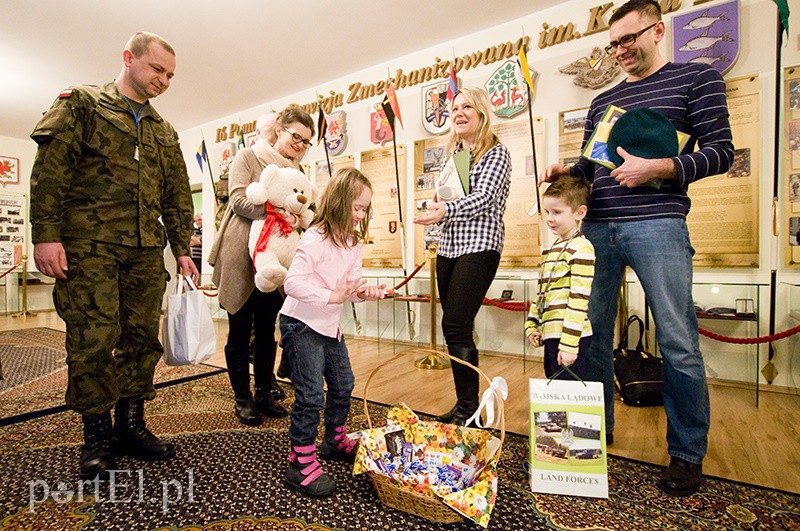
top-left (209, 106), bottom-right (315, 425)
top-left (414, 87), bottom-right (511, 426)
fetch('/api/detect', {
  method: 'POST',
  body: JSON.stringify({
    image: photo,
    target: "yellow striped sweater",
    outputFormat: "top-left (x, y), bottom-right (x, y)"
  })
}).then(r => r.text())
top-left (525, 234), bottom-right (594, 355)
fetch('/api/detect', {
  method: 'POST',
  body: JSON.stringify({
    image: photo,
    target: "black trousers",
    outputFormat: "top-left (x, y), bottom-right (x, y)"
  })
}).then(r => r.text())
top-left (224, 289), bottom-right (283, 397)
top-left (437, 250), bottom-right (500, 348)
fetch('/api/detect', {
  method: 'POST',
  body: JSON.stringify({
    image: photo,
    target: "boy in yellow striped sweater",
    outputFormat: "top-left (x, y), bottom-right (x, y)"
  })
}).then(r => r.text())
top-left (526, 176), bottom-right (595, 379)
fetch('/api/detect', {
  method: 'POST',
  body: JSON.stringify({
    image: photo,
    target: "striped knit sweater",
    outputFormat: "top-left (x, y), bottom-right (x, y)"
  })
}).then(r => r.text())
top-left (571, 62), bottom-right (734, 222)
top-left (525, 234), bottom-right (594, 355)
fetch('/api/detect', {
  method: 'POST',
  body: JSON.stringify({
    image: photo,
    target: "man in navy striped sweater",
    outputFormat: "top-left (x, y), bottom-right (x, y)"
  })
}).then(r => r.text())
top-left (541, 0), bottom-right (733, 496)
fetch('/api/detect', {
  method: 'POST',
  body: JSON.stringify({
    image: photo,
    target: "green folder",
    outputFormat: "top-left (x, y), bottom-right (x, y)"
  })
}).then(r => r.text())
top-left (453, 148), bottom-right (471, 195)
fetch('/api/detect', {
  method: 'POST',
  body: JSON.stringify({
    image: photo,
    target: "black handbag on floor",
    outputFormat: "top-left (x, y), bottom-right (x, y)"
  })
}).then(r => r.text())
top-left (613, 315), bottom-right (663, 407)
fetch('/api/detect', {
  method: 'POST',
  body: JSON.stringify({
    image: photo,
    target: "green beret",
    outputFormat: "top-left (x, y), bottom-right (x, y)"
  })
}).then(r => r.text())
top-left (607, 108), bottom-right (678, 167)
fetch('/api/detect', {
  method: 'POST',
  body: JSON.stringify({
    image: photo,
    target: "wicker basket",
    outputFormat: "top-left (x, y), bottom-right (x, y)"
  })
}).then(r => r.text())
top-left (361, 349), bottom-right (506, 524)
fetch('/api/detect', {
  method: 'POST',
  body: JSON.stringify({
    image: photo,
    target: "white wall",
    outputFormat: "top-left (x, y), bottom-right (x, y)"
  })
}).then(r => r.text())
top-left (179, 0), bottom-right (795, 390)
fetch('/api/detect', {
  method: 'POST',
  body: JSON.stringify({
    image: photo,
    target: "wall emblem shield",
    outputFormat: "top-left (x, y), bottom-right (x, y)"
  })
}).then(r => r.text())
top-left (421, 80), bottom-right (451, 135)
top-left (325, 110), bottom-right (348, 156)
top-left (484, 60), bottom-right (533, 118)
top-left (672, 0), bottom-right (739, 75)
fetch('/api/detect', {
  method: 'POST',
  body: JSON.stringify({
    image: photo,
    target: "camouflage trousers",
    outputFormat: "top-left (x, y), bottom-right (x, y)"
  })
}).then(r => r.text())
top-left (54, 239), bottom-right (167, 415)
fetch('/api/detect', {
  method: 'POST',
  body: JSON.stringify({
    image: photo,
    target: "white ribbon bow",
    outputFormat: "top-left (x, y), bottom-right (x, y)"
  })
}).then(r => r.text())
top-left (465, 376), bottom-right (508, 429)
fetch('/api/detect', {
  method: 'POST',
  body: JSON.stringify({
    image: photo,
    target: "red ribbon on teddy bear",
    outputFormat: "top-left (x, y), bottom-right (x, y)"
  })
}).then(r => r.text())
top-left (252, 203), bottom-right (294, 264)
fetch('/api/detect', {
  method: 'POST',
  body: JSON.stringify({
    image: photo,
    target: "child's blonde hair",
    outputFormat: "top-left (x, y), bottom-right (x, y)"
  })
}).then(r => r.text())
top-left (313, 167), bottom-right (373, 248)
top-left (543, 176), bottom-right (591, 211)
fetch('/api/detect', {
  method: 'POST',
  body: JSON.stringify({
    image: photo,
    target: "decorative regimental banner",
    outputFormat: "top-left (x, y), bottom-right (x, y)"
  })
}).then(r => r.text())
top-left (360, 146), bottom-right (406, 268)
top-left (313, 154), bottom-right (354, 196)
top-left (494, 118), bottom-right (545, 268)
top-left (784, 65), bottom-right (800, 267)
top-left (0, 192), bottom-right (26, 270)
top-left (413, 136), bottom-right (448, 263)
top-left (687, 74), bottom-right (759, 267)
top-left (558, 108), bottom-right (588, 167)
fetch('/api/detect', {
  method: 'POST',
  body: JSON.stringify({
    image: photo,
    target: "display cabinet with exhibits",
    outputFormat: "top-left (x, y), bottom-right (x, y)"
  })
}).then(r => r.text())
top-left (369, 272), bottom-right (540, 369)
top-left (626, 279), bottom-right (767, 405)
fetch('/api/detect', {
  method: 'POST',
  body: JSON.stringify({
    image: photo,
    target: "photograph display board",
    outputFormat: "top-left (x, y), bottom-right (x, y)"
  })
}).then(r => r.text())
top-left (360, 146), bottom-right (406, 268)
top-left (558, 108), bottom-right (588, 167)
top-left (412, 136), bottom-right (448, 263)
top-left (0, 193), bottom-right (26, 269)
top-left (493, 117), bottom-right (545, 268)
top-left (313, 154), bottom-right (354, 196)
top-left (687, 75), bottom-right (760, 267)
top-left (784, 66), bottom-right (800, 267)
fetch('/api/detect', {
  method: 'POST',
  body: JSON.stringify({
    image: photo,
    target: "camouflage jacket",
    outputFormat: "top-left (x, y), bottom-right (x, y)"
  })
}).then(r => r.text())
top-left (30, 81), bottom-right (193, 257)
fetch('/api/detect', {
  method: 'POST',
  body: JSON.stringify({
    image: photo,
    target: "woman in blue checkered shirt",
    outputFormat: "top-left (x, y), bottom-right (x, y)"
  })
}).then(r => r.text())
top-left (414, 87), bottom-right (512, 427)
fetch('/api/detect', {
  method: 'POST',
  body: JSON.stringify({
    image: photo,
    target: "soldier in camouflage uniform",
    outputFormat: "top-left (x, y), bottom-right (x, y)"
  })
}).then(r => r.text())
top-left (30, 32), bottom-right (198, 481)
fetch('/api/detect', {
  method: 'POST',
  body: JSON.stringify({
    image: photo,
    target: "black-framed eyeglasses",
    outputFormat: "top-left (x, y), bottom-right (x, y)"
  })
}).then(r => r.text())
top-left (283, 128), bottom-right (312, 148)
top-left (604, 22), bottom-right (657, 55)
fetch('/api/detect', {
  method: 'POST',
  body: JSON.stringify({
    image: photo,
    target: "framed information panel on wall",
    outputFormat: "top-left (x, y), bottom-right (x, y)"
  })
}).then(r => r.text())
top-left (412, 136), bottom-right (448, 264)
top-left (313, 154), bottom-right (354, 196)
top-left (0, 192), bottom-right (26, 270)
top-left (687, 75), bottom-right (760, 267)
top-left (558, 107), bottom-right (588, 167)
top-left (360, 146), bottom-right (406, 268)
top-left (784, 66), bottom-right (800, 267)
top-left (493, 117), bottom-right (545, 268)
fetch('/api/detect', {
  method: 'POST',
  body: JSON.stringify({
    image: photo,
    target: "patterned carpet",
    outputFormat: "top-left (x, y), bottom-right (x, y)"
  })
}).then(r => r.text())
top-left (0, 327), bottom-right (222, 421)
top-left (1, 372), bottom-right (798, 530)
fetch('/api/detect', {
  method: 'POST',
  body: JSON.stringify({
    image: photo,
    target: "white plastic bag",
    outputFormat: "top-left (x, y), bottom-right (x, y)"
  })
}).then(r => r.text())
top-left (162, 275), bottom-right (216, 366)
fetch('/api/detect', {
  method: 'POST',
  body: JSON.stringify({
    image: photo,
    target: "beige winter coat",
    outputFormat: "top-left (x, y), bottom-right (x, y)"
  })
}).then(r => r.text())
top-left (208, 140), bottom-right (299, 314)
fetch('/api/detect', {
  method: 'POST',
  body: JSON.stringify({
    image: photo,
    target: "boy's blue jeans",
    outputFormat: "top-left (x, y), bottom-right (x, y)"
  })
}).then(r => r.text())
top-left (279, 315), bottom-right (354, 447)
top-left (582, 218), bottom-right (710, 464)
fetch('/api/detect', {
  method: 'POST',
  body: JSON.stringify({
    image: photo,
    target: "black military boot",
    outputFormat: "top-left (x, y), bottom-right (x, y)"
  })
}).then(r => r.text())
top-left (254, 386), bottom-right (288, 418)
top-left (112, 398), bottom-right (175, 461)
top-left (80, 412), bottom-right (116, 480)
top-left (449, 346), bottom-right (480, 427)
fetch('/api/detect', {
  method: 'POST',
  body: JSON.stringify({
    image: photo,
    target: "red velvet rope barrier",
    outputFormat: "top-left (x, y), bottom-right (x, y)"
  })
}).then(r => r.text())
top-left (377, 262), bottom-right (800, 345)
top-left (391, 260), bottom-right (428, 292)
top-left (0, 261), bottom-right (21, 281)
top-left (698, 324), bottom-right (800, 344)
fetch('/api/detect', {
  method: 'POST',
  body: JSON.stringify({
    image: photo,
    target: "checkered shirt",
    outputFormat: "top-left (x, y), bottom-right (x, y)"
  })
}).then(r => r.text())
top-left (439, 142), bottom-right (511, 258)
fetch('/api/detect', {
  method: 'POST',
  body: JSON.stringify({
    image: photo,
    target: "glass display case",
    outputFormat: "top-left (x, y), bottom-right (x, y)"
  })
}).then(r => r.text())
top-left (370, 270), bottom-right (539, 370)
top-left (626, 279), bottom-right (767, 405)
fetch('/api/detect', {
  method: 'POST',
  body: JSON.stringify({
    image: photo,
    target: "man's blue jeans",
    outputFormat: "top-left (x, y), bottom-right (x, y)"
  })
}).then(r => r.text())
top-left (279, 315), bottom-right (354, 447)
top-left (582, 218), bottom-right (710, 464)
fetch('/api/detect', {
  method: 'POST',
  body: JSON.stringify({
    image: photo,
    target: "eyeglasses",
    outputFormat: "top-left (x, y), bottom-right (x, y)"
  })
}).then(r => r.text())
top-left (283, 128), bottom-right (312, 148)
top-left (604, 22), bottom-right (658, 55)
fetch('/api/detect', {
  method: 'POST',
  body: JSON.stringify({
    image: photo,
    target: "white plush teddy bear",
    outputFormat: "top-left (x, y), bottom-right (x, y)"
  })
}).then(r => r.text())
top-left (245, 164), bottom-right (314, 293)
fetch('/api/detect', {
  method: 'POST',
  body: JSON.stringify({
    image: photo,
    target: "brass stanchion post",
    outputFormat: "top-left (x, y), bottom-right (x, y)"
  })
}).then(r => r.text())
top-left (413, 246), bottom-right (450, 369)
top-left (12, 255), bottom-right (36, 318)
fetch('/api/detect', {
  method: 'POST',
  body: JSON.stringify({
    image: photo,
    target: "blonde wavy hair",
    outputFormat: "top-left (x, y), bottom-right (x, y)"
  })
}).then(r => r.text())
top-left (446, 87), bottom-right (499, 164)
top-left (313, 167), bottom-right (373, 248)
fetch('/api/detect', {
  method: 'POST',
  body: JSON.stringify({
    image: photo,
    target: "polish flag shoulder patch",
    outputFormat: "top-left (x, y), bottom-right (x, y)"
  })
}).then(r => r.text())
top-left (58, 89), bottom-right (74, 99)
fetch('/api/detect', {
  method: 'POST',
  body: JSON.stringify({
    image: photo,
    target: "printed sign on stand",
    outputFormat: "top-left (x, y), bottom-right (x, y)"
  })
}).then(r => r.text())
top-left (529, 379), bottom-right (608, 498)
